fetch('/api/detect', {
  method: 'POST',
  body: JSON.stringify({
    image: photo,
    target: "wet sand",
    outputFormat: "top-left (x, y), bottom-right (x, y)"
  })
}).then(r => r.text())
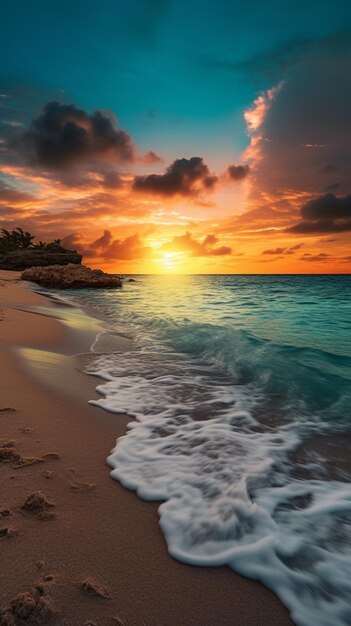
top-left (0, 270), bottom-right (294, 626)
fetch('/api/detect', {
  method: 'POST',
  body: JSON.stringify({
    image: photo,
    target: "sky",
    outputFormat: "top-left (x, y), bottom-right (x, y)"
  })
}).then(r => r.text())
top-left (1, 0), bottom-right (351, 273)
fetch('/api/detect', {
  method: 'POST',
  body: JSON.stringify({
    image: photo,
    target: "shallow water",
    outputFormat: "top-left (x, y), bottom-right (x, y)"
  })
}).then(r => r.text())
top-left (52, 275), bottom-right (351, 626)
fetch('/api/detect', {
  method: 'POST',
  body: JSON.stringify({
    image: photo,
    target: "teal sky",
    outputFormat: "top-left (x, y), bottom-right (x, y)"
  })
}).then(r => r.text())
top-left (2, 0), bottom-right (351, 166)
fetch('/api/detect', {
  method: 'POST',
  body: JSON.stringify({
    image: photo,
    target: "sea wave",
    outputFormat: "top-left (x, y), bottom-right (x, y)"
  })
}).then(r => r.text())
top-left (52, 276), bottom-right (351, 626)
top-left (82, 314), bottom-right (351, 626)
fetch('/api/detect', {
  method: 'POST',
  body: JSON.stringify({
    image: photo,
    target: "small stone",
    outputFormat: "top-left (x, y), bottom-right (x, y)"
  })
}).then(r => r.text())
top-left (81, 579), bottom-right (111, 600)
top-left (42, 574), bottom-right (54, 582)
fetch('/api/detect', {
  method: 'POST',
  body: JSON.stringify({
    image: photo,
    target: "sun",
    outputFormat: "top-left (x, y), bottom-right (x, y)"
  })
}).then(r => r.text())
top-left (159, 251), bottom-right (184, 272)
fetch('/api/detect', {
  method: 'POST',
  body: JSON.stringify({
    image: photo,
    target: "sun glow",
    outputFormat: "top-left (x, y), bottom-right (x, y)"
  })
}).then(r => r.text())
top-left (159, 251), bottom-right (185, 272)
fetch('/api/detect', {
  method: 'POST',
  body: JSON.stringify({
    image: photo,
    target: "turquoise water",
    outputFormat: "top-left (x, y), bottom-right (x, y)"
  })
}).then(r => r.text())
top-left (58, 275), bottom-right (351, 626)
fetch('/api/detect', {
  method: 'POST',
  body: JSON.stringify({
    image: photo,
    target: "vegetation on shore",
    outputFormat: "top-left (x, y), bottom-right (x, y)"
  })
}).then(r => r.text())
top-left (0, 228), bottom-right (82, 270)
top-left (0, 228), bottom-right (72, 255)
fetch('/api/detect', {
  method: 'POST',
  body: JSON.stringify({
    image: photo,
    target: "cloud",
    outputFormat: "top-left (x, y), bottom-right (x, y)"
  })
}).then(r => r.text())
top-left (142, 150), bottom-right (163, 164)
top-left (300, 193), bottom-right (351, 220)
top-left (104, 234), bottom-right (152, 260)
top-left (300, 252), bottom-right (330, 262)
top-left (160, 231), bottom-right (231, 257)
top-left (60, 232), bottom-right (83, 251)
top-left (204, 30), bottom-right (351, 82)
top-left (218, 204), bottom-right (295, 236)
top-left (288, 194), bottom-right (351, 234)
top-left (90, 229), bottom-right (113, 250)
top-left (289, 243), bottom-right (304, 251)
top-left (227, 164), bottom-right (250, 181)
top-left (243, 46), bottom-right (351, 206)
top-left (133, 157), bottom-right (217, 197)
top-left (262, 247), bottom-right (287, 255)
top-left (323, 182), bottom-right (340, 192)
top-left (0, 180), bottom-right (36, 206)
top-left (11, 101), bottom-right (135, 168)
top-left (103, 171), bottom-right (123, 188)
top-left (62, 230), bottom-right (151, 260)
top-left (262, 243), bottom-right (304, 255)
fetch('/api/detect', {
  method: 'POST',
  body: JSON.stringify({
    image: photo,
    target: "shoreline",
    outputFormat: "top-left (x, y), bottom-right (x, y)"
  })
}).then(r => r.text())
top-left (0, 270), bottom-right (293, 625)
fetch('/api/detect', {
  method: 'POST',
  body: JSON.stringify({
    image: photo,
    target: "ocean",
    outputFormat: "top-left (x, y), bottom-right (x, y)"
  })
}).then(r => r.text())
top-left (53, 274), bottom-right (351, 626)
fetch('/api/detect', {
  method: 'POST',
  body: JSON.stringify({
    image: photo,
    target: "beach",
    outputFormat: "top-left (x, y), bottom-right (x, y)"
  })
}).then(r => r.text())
top-left (0, 270), bottom-right (293, 626)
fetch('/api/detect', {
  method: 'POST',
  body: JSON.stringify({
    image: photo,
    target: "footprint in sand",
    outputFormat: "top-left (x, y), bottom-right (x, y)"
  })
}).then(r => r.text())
top-left (65, 468), bottom-right (96, 491)
top-left (42, 452), bottom-right (60, 460)
top-left (0, 442), bottom-right (44, 469)
top-left (0, 442), bottom-right (60, 470)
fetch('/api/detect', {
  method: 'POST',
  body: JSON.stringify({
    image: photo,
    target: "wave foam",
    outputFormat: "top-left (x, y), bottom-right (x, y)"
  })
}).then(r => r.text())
top-left (48, 276), bottom-right (351, 625)
top-left (85, 323), bottom-right (351, 626)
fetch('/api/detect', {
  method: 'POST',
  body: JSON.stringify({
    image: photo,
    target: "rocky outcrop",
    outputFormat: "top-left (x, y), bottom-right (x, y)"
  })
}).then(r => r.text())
top-left (21, 263), bottom-right (122, 289)
top-left (0, 249), bottom-right (82, 270)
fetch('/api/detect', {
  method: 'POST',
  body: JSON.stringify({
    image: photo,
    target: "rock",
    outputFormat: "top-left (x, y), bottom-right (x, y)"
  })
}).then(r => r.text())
top-left (81, 579), bottom-right (111, 599)
top-left (21, 264), bottom-right (122, 289)
top-left (0, 249), bottom-right (82, 270)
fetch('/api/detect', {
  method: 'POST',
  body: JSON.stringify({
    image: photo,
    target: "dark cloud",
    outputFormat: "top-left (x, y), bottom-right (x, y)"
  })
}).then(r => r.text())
top-left (161, 231), bottom-right (231, 257)
top-left (288, 194), bottom-right (351, 234)
top-left (323, 182), bottom-right (340, 192)
top-left (11, 102), bottom-right (135, 169)
top-left (227, 164), bottom-right (250, 181)
top-left (301, 194), bottom-right (351, 221)
top-left (245, 47), bottom-right (351, 203)
top-left (321, 163), bottom-right (338, 174)
top-left (133, 157), bottom-right (217, 197)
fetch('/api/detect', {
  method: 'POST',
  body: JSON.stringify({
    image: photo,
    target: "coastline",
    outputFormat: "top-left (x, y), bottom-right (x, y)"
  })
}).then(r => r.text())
top-left (0, 270), bottom-right (293, 626)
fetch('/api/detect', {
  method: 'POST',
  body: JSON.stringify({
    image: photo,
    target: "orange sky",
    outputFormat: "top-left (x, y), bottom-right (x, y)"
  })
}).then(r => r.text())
top-left (1, 80), bottom-right (351, 274)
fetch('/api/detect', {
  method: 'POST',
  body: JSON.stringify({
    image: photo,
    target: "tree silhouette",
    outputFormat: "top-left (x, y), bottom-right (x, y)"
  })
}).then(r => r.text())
top-left (0, 228), bottom-right (72, 254)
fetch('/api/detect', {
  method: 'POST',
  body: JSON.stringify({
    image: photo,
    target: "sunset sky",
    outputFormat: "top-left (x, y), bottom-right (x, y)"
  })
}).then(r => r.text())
top-left (1, 0), bottom-right (351, 273)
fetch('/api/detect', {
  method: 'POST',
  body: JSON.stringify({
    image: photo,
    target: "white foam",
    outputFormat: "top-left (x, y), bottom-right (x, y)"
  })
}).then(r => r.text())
top-left (85, 342), bottom-right (351, 626)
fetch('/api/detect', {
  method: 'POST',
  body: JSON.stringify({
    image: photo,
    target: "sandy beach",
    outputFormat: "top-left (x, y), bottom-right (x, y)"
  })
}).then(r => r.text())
top-left (0, 270), bottom-right (293, 626)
